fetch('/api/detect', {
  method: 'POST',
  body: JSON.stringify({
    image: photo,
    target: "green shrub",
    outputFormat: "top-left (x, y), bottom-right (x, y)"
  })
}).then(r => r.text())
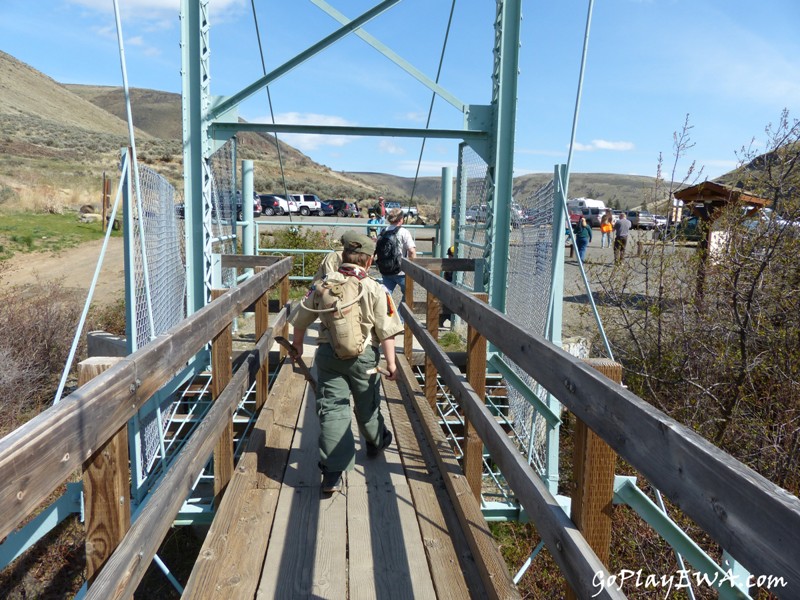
top-left (259, 226), bottom-right (333, 281)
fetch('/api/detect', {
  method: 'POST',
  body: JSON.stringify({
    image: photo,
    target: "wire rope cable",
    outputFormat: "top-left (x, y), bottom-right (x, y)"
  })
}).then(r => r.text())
top-left (407, 0), bottom-right (457, 214)
top-left (556, 4), bottom-right (697, 595)
top-left (249, 0), bottom-right (293, 223)
top-left (113, 0), bottom-right (156, 340)
top-left (555, 0), bottom-right (614, 359)
top-left (52, 155), bottom-right (129, 404)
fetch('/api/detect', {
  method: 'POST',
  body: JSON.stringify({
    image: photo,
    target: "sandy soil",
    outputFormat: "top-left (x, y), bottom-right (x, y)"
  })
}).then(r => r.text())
top-left (0, 237), bottom-right (125, 306)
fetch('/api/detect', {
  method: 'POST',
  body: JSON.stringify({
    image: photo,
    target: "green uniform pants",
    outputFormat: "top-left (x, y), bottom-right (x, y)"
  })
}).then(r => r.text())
top-left (315, 343), bottom-right (385, 473)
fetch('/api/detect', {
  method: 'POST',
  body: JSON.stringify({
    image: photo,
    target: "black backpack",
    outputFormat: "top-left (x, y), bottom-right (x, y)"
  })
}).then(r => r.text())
top-left (375, 227), bottom-right (403, 275)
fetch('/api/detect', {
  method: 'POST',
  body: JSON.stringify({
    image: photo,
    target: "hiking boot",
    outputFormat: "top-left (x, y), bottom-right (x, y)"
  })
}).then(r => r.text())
top-left (366, 428), bottom-right (393, 457)
top-left (321, 471), bottom-right (343, 494)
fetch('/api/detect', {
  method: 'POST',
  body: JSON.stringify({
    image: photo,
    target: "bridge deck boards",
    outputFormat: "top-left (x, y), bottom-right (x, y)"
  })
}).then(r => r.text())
top-left (185, 358), bottom-right (494, 599)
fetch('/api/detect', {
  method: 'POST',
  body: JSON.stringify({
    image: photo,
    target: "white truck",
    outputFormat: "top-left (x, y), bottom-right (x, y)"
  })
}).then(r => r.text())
top-left (289, 194), bottom-right (323, 216)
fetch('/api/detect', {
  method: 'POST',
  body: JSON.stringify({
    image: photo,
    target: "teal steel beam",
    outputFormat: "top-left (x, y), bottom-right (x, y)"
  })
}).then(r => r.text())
top-left (488, 355), bottom-right (561, 428)
top-left (181, 0), bottom-right (208, 315)
top-left (210, 0), bottom-right (403, 121)
top-left (543, 164), bottom-right (568, 495)
top-left (614, 477), bottom-right (751, 600)
top-left (0, 482), bottom-right (82, 569)
top-left (487, 0), bottom-right (521, 313)
top-left (210, 122), bottom-right (488, 142)
top-left (440, 166), bottom-right (453, 257)
top-left (242, 159), bottom-right (255, 277)
top-left (309, 0), bottom-right (466, 112)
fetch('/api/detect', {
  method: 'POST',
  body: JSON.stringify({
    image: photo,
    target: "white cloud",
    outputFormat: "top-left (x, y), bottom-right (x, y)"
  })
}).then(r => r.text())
top-left (402, 111), bottom-right (427, 123)
top-left (379, 140), bottom-right (406, 155)
top-left (258, 112), bottom-right (357, 151)
top-left (573, 140), bottom-right (635, 152)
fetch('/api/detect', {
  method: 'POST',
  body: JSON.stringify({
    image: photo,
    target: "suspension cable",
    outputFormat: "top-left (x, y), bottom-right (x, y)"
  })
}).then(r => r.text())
top-left (249, 0), bottom-right (293, 223)
top-left (407, 0), bottom-right (457, 213)
top-left (114, 0), bottom-right (156, 340)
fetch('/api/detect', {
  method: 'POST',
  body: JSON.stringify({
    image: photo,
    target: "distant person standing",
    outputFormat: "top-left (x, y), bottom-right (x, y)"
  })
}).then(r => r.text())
top-left (378, 196), bottom-right (386, 219)
top-left (613, 212), bottom-right (632, 264)
top-left (600, 209), bottom-right (613, 248)
top-left (375, 208), bottom-right (417, 298)
top-left (366, 210), bottom-right (383, 240)
top-left (574, 217), bottom-right (592, 262)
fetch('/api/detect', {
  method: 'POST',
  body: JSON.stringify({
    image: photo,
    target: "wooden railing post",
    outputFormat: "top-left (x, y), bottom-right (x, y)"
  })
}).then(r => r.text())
top-left (80, 357), bottom-right (129, 585)
top-left (211, 289), bottom-right (234, 507)
top-left (403, 271), bottom-right (415, 359)
top-left (255, 270), bottom-right (270, 412)
top-left (279, 275), bottom-right (290, 360)
top-left (567, 358), bottom-right (621, 599)
top-left (463, 292), bottom-right (488, 500)
top-left (424, 269), bottom-right (441, 409)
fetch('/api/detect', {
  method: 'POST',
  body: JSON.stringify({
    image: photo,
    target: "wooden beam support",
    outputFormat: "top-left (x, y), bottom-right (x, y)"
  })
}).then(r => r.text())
top-left (254, 270), bottom-right (270, 412)
top-left (79, 357), bottom-right (129, 585)
top-left (403, 272), bottom-right (415, 359)
top-left (464, 292), bottom-right (488, 501)
top-left (279, 275), bottom-right (289, 360)
top-left (211, 289), bottom-right (234, 507)
top-left (424, 268), bottom-right (441, 410)
top-left (567, 358), bottom-right (621, 600)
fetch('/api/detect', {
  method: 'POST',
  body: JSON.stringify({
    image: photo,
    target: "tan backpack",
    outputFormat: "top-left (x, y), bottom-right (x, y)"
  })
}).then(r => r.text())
top-left (302, 268), bottom-right (366, 359)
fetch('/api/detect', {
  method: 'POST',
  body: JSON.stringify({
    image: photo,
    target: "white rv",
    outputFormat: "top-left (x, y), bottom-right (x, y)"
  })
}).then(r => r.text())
top-left (567, 197), bottom-right (607, 212)
top-left (567, 198), bottom-right (608, 227)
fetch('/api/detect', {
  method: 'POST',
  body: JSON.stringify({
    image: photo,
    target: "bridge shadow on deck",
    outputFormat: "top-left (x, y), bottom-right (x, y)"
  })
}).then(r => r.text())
top-left (260, 368), bottom-right (419, 599)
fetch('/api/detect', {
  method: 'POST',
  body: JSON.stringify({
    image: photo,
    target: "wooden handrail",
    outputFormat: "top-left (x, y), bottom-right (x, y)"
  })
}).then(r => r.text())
top-left (401, 258), bottom-right (800, 596)
top-left (0, 257), bottom-right (292, 542)
top-left (399, 302), bottom-right (621, 599)
top-left (86, 304), bottom-right (291, 599)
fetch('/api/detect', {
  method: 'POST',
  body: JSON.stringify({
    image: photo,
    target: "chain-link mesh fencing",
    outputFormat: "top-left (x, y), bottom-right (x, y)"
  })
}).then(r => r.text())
top-left (128, 160), bottom-right (186, 475)
top-left (130, 164), bottom-right (186, 350)
top-left (504, 180), bottom-right (556, 476)
top-left (209, 139), bottom-right (238, 290)
top-left (455, 144), bottom-right (491, 292)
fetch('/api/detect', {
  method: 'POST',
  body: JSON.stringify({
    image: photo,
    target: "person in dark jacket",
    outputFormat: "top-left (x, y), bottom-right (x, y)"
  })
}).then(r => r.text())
top-left (574, 217), bottom-right (592, 262)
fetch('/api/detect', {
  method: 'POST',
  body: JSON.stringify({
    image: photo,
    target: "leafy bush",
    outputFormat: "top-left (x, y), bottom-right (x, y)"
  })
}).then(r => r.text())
top-left (259, 226), bottom-right (334, 281)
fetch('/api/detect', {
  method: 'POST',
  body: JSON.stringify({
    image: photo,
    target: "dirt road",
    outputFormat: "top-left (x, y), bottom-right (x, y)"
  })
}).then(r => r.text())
top-left (0, 238), bottom-right (126, 305)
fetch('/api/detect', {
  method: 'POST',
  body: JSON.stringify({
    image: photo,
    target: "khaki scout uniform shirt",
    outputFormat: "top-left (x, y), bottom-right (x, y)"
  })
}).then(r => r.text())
top-left (291, 263), bottom-right (404, 347)
top-left (312, 251), bottom-right (343, 283)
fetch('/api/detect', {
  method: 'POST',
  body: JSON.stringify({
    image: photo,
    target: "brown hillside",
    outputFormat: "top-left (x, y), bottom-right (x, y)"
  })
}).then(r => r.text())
top-left (0, 51), bottom-right (138, 137)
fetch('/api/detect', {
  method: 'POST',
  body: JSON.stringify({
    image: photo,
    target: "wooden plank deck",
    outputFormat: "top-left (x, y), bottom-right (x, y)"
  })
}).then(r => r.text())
top-left (185, 358), bottom-right (511, 599)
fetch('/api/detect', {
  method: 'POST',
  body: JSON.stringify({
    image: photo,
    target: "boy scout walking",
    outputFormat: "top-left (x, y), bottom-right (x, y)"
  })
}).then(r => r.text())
top-left (291, 233), bottom-right (403, 493)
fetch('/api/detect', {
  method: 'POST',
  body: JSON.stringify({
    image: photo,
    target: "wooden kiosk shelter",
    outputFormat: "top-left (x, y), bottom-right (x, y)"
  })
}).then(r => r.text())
top-left (674, 180), bottom-right (769, 222)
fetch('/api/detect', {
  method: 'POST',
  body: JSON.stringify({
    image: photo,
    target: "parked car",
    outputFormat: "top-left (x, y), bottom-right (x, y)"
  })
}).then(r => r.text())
top-left (347, 202), bottom-right (361, 218)
top-left (323, 199), bottom-right (354, 217)
top-left (175, 192), bottom-right (259, 221)
top-left (627, 210), bottom-right (656, 230)
top-left (235, 191), bottom-right (261, 220)
top-left (465, 204), bottom-right (488, 222)
top-left (320, 200), bottom-right (335, 216)
top-left (653, 214), bottom-right (668, 228)
top-left (290, 194), bottom-right (323, 216)
top-left (258, 194), bottom-right (295, 216)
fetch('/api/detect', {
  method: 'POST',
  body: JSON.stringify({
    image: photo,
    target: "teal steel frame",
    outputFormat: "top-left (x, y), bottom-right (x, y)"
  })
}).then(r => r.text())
top-left (179, 0), bottom-right (518, 315)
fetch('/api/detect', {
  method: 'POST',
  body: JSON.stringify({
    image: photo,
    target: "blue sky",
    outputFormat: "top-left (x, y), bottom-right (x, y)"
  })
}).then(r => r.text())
top-left (2, 0), bottom-right (798, 181)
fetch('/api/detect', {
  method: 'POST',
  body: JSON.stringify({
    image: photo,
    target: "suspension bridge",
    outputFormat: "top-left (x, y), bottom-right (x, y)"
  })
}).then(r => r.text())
top-left (1, 1), bottom-right (799, 598)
